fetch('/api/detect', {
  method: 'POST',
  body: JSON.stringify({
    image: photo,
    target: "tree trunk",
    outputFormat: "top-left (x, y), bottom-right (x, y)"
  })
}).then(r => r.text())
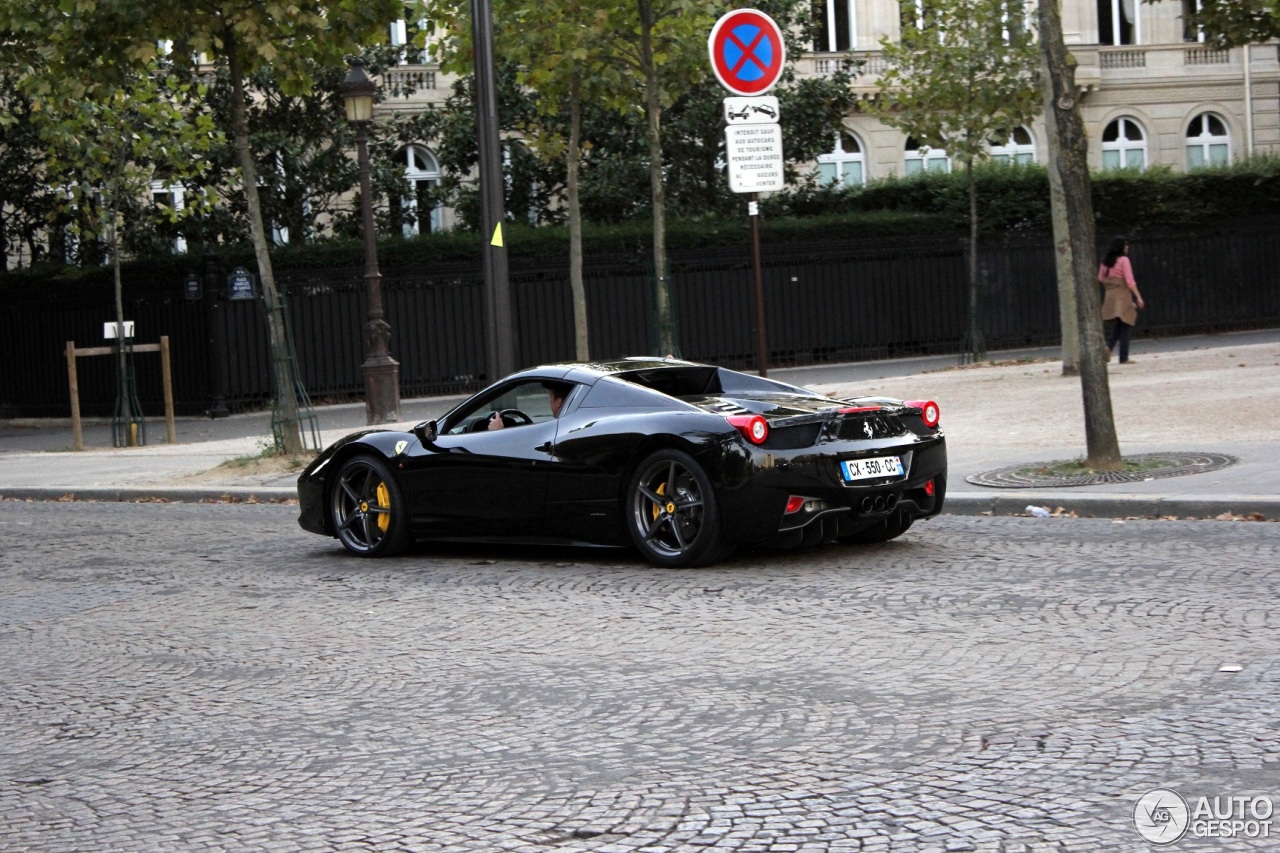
top-left (1048, 155), bottom-right (1080, 376)
top-left (226, 29), bottom-right (303, 456)
top-left (638, 0), bottom-right (674, 356)
top-left (963, 157), bottom-right (984, 363)
top-left (567, 79), bottom-right (589, 361)
top-left (1037, 0), bottom-right (1121, 471)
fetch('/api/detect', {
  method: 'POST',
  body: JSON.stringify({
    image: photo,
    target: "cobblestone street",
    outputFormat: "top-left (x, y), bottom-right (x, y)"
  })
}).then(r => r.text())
top-left (1, 502), bottom-right (1276, 851)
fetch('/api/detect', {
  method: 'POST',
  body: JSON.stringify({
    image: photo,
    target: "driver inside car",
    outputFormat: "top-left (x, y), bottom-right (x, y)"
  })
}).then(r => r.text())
top-left (487, 382), bottom-right (568, 430)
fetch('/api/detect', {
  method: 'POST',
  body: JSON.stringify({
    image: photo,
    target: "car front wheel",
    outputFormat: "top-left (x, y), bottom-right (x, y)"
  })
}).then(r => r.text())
top-left (329, 454), bottom-right (412, 557)
top-left (625, 449), bottom-right (725, 568)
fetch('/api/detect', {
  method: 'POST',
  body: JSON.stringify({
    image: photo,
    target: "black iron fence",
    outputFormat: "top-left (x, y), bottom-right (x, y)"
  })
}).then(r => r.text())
top-left (3, 225), bottom-right (1278, 418)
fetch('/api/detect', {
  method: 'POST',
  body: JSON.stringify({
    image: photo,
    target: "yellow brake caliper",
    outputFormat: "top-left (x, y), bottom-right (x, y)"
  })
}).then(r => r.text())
top-left (651, 482), bottom-right (678, 521)
top-left (651, 482), bottom-right (665, 521)
top-left (375, 482), bottom-right (391, 532)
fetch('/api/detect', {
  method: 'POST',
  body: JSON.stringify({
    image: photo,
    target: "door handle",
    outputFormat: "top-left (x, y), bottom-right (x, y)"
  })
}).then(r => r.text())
top-left (535, 442), bottom-right (553, 453)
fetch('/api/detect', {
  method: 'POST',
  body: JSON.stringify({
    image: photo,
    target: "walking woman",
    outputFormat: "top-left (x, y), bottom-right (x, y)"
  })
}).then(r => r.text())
top-left (1098, 236), bottom-right (1146, 364)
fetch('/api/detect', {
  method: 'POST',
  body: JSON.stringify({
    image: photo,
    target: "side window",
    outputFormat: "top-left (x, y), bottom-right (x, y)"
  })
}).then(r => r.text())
top-left (444, 381), bottom-right (574, 434)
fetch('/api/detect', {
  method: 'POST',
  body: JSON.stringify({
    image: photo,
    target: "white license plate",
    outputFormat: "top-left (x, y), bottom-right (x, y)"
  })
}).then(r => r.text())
top-left (841, 455), bottom-right (904, 481)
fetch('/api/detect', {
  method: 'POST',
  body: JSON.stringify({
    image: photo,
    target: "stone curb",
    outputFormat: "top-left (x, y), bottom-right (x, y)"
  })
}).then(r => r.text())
top-left (0, 487), bottom-right (298, 504)
top-left (945, 493), bottom-right (1280, 520)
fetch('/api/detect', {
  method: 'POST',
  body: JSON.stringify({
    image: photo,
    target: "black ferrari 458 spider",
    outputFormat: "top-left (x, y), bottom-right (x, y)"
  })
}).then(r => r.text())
top-left (297, 357), bottom-right (946, 567)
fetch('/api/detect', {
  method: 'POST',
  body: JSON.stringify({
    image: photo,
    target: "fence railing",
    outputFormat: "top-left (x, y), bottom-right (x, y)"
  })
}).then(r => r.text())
top-left (3, 227), bottom-right (1278, 418)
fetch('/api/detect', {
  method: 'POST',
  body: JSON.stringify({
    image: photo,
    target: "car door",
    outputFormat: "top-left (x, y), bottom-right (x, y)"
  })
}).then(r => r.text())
top-left (399, 380), bottom-right (561, 538)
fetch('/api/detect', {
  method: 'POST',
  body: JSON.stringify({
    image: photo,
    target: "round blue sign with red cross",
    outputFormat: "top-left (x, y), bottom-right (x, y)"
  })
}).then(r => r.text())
top-left (708, 9), bottom-right (786, 97)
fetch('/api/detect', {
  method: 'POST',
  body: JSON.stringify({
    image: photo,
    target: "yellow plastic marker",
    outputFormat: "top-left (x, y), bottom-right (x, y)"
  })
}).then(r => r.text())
top-left (491, 223), bottom-right (504, 247)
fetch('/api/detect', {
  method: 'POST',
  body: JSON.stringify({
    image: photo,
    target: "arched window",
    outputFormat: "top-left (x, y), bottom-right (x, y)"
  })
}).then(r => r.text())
top-left (817, 132), bottom-right (866, 186)
top-left (989, 127), bottom-right (1036, 165)
top-left (1101, 117), bottom-right (1147, 171)
top-left (394, 145), bottom-right (442, 236)
top-left (904, 137), bottom-right (949, 174)
top-left (1186, 112), bottom-right (1230, 169)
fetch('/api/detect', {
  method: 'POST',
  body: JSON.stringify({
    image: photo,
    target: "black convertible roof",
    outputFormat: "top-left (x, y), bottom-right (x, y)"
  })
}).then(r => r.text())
top-left (514, 357), bottom-right (825, 402)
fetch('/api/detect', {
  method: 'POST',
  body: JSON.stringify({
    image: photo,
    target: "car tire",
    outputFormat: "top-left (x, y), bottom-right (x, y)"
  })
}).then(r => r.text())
top-left (329, 454), bottom-right (412, 557)
top-left (625, 449), bottom-right (725, 568)
top-left (840, 510), bottom-right (914, 545)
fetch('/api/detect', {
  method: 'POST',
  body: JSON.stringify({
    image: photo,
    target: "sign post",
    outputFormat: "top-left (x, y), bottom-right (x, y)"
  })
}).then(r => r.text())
top-left (709, 9), bottom-right (785, 376)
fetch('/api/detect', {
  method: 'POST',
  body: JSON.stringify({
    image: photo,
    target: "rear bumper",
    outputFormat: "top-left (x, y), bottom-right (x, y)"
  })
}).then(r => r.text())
top-left (717, 435), bottom-right (947, 546)
top-left (769, 474), bottom-right (947, 547)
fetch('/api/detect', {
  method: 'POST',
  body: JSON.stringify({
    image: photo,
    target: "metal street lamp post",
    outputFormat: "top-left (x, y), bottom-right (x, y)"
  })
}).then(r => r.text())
top-left (341, 57), bottom-right (400, 424)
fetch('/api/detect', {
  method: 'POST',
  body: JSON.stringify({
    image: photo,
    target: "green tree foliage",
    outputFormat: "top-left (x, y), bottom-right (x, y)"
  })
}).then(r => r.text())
top-left (10, 55), bottom-right (217, 433)
top-left (1183, 0), bottom-right (1279, 47)
top-left (0, 76), bottom-right (62, 268)
top-left (420, 0), bottom-right (720, 355)
top-left (176, 46), bottom-right (431, 252)
top-left (867, 0), bottom-right (1040, 361)
top-left (414, 0), bottom-right (855, 357)
top-left (1, 0), bottom-right (403, 453)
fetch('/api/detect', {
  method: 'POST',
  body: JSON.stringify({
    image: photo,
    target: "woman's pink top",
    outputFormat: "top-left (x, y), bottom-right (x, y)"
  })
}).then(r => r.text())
top-left (1097, 255), bottom-right (1136, 287)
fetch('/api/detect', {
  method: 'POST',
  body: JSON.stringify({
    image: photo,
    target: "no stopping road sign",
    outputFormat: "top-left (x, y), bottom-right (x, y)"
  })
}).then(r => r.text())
top-left (708, 9), bottom-right (786, 97)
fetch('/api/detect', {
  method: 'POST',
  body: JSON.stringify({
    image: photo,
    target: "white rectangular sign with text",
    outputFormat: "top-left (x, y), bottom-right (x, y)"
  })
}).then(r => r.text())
top-left (725, 123), bottom-right (784, 193)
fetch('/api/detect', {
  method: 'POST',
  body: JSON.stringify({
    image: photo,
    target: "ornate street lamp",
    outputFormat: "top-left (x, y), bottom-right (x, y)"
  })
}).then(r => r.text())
top-left (341, 57), bottom-right (400, 424)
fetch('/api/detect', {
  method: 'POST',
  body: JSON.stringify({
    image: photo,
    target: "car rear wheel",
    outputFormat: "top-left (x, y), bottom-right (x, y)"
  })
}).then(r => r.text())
top-left (626, 449), bottom-right (724, 568)
top-left (329, 455), bottom-right (412, 557)
top-left (840, 510), bottom-right (913, 544)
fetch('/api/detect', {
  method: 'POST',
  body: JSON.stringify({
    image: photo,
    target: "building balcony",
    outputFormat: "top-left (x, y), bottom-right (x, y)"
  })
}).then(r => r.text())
top-left (799, 43), bottom-right (1279, 98)
top-left (1071, 43), bottom-right (1278, 93)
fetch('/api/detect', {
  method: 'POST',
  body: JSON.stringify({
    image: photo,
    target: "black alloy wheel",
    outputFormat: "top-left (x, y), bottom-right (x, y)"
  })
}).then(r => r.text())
top-left (626, 449), bottom-right (724, 568)
top-left (329, 455), bottom-right (412, 557)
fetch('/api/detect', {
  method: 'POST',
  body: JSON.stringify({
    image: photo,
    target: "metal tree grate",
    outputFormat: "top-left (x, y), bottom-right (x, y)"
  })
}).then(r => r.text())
top-left (966, 452), bottom-right (1239, 489)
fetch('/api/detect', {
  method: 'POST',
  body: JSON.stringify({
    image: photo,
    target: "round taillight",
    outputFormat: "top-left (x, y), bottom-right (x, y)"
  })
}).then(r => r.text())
top-left (726, 414), bottom-right (769, 445)
top-left (906, 400), bottom-right (940, 429)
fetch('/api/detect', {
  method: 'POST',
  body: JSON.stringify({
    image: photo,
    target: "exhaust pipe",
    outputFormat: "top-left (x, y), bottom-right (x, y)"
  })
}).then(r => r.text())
top-left (860, 493), bottom-right (900, 514)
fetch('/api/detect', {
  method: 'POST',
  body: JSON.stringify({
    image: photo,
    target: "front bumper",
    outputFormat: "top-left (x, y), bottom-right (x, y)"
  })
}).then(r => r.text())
top-left (296, 459), bottom-right (330, 536)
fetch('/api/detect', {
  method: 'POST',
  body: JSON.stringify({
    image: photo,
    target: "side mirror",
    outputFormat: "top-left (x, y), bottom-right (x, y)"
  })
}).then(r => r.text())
top-left (413, 420), bottom-right (438, 445)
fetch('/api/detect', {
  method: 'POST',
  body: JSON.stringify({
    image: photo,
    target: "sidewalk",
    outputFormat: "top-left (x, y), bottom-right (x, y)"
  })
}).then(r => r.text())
top-left (2, 330), bottom-right (1278, 521)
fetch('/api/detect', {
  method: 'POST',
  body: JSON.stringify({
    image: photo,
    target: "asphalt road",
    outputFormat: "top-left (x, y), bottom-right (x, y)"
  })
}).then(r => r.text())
top-left (2, 504), bottom-right (1275, 851)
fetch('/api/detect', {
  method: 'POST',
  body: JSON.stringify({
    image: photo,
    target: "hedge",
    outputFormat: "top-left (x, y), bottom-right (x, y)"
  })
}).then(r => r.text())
top-left (4, 156), bottom-right (1278, 290)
